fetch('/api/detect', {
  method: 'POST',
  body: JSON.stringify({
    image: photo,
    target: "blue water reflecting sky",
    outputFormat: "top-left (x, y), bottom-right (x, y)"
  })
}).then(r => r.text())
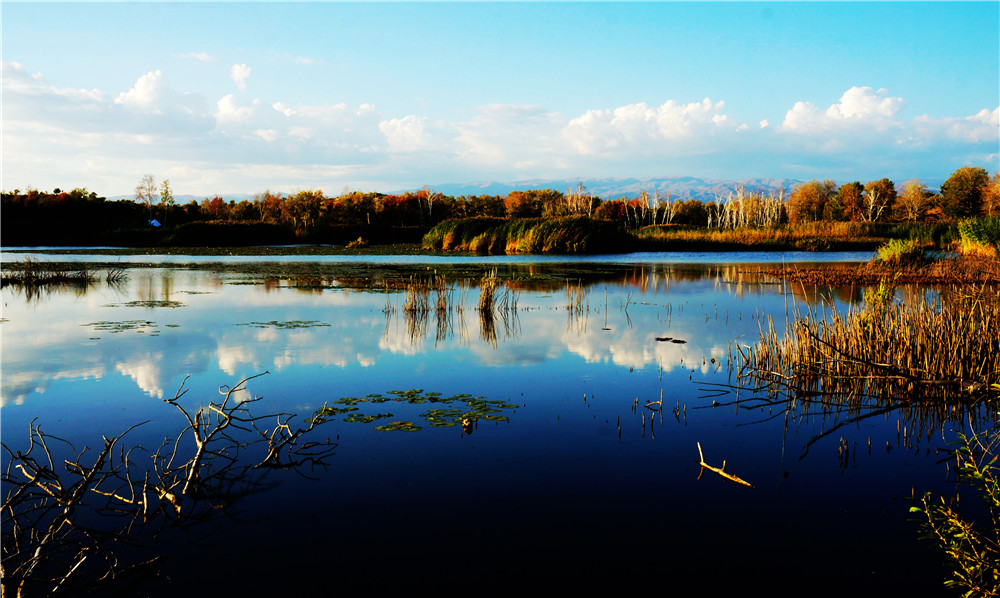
top-left (0, 256), bottom-right (962, 593)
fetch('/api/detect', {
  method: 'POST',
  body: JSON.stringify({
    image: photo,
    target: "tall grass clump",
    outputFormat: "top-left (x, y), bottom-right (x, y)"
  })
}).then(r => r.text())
top-left (1, 257), bottom-right (96, 287)
top-left (888, 222), bottom-right (957, 248)
top-left (423, 216), bottom-right (633, 254)
top-left (738, 283), bottom-right (999, 404)
top-left (875, 238), bottom-right (928, 265)
top-left (422, 217), bottom-right (506, 251)
top-left (638, 220), bottom-right (885, 252)
top-left (958, 216), bottom-right (1000, 257)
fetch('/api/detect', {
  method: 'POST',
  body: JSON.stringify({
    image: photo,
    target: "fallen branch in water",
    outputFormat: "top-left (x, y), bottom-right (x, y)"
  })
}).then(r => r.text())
top-left (696, 442), bottom-right (754, 488)
top-left (1, 372), bottom-right (336, 597)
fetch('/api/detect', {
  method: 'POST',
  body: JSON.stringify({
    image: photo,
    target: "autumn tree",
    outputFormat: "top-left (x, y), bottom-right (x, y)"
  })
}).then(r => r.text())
top-left (862, 178), bottom-right (896, 222)
top-left (833, 182), bottom-right (864, 221)
top-left (941, 166), bottom-right (990, 218)
top-left (201, 196), bottom-right (228, 219)
top-left (505, 189), bottom-right (562, 218)
top-left (135, 174), bottom-right (158, 223)
top-left (896, 179), bottom-right (932, 221)
top-left (787, 179), bottom-right (836, 223)
top-left (983, 172), bottom-right (1000, 217)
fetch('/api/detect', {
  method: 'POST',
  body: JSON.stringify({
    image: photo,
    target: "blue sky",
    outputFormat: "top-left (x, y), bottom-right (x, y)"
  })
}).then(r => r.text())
top-left (2, 1), bottom-right (997, 197)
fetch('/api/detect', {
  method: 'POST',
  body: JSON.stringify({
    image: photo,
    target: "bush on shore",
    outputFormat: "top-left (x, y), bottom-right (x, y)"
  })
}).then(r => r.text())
top-left (423, 216), bottom-right (634, 254)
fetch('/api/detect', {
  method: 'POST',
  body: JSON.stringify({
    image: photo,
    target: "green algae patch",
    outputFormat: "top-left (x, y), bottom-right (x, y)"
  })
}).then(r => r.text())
top-left (344, 413), bottom-right (394, 424)
top-left (374, 421), bottom-right (422, 432)
top-left (236, 320), bottom-right (330, 329)
top-left (83, 320), bottom-right (160, 335)
top-left (311, 389), bottom-right (519, 433)
top-left (105, 300), bottom-right (186, 308)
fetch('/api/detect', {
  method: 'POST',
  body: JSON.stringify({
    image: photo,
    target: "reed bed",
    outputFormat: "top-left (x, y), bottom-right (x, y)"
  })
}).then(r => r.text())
top-left (388, 271), bottom-right (520, 347)
top-left (402, 274), bottom-right (450, 314)
top-left (1, 257), bottom-right (96, 286)
top-left (765, 254), bottom-right (1000, 287)
top-left (423, 216), bottom-right (633, 254)
top-left (957, 216), bottom-right (1000, 258)
top-left (737, 284), bottom-right (1000, 405)
top-left (638, 221), bottom-right (885, 251)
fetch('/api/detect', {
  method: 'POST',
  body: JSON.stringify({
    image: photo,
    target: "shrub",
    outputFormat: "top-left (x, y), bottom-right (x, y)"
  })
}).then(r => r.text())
top-left (876, 238), bottom-right (927, 264)
top-left (958, 216), bottom-right (1000, 256)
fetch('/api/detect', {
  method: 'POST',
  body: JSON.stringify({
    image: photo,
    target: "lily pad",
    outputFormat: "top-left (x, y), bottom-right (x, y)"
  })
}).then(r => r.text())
top-left (374, 421), bottom-right (421, 432)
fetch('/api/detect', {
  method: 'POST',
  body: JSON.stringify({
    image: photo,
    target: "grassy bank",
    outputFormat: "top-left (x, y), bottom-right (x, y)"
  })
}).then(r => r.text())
top-left (423, 217), bottom-right (949, 254)
top-left (422, 216), bottom-right (634, 254)
top-left (636, 221), bottom-right (892, 252)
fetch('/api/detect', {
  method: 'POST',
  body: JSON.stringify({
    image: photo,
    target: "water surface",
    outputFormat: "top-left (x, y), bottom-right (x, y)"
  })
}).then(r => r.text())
top-left (0, 254), bottom-right (970, 593)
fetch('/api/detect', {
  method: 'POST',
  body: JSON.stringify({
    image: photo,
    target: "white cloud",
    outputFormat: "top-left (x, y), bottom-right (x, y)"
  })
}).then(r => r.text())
top-left (563, 98), bottom-right (741, 154)
top-left (781, 86), bottom-right (904, 134)
top-left (216, 94), bottom-right (254, 124)
top-left (454, 104), bottom-right (563, 166)
top-left (255, 129), bottom-right (280, 142)
top-left (174, 52), bottom-right (215, 62)
top-left (379, 115), bottom-right (432, 151)
top-left (115, 70), bottom-right (167, 113)
top-left (4, 63), bottom-right (997, 196)
top-left (914, 107), bottom-right (999, 144)
top-left (231, 63), bottom-right (251, 91)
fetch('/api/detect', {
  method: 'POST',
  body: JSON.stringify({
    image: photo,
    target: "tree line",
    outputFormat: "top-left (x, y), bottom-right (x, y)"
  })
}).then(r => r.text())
top-left (2, 167), bottom-right (997, 245)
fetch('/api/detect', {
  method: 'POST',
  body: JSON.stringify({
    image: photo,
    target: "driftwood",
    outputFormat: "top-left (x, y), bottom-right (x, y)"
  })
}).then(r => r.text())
top-left (1, 372), bottom-right (336, 597)
top-left (696, 442), bottom-right (754, 488)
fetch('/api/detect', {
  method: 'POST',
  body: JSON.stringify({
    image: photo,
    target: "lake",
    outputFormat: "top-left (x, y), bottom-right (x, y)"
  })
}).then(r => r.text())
top-left (1, 250), bottom-right (975, 594)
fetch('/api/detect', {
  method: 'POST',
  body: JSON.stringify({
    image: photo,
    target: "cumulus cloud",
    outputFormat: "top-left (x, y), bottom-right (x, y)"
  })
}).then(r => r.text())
top-left (4, 63), bottom-right (997, 196)
top-left (115, 70), bottom-right (168, 112)
top-left (454, 104), bottom-right (563, 166)
top-left (379, 115), bottom-right (433, 151)
top-left (231, 63), bottom-right (251, 91)
top-left (216, 94), bottom-right (254, 124)
top-left (782, 86), bottom-right (905, 134)
top-left (914, 107), bottom-right (999, 144)
top-left (563, 98), bottom-right (741, 155)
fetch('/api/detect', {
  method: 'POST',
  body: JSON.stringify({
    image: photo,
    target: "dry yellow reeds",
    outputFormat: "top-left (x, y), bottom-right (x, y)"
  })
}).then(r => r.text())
top-left (737, 284), bottom-right (1000, 406)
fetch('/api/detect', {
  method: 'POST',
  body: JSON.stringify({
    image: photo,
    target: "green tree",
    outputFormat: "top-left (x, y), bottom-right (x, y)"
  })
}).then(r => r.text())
top-left (159, 179), bottom-right (174, 227)
top-left (941, 166), bottom-right (990, 218)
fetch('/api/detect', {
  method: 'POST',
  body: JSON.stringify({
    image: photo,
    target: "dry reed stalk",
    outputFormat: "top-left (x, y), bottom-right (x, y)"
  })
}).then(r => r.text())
top-left (738, 284), bottom-right (999, 406)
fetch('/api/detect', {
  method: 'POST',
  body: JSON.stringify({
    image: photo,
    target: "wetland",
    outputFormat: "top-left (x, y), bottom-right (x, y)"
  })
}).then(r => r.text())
top-left (1, 247), bottom-right (997, 595)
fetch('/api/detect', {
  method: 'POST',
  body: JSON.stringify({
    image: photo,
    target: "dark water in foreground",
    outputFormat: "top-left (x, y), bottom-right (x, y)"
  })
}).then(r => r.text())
top-left (1, 253), bottom-right (979, 594)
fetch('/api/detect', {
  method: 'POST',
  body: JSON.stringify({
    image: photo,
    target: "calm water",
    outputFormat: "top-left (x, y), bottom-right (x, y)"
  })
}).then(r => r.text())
top-left (0, 253), bottom-right (977, 593)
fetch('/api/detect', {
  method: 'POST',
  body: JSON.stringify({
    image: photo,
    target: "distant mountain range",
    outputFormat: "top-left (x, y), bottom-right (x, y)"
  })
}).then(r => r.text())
top-left (421, 176), bottom-right (805, 203)
top-left (109, 176), bottom-right (805, 204)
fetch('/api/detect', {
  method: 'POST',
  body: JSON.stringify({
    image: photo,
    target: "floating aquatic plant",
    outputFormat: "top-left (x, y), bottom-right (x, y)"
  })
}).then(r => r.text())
top-left (374, 421), bottom-right (421, 432)
top-left (236, 320), bottom-right (330, 329)
top-left (82, 320), bottom-right (160, 334)
top-left (104, 300), bottom-right (186, 308)
top-left (310, 389), bottom-right (519, 432)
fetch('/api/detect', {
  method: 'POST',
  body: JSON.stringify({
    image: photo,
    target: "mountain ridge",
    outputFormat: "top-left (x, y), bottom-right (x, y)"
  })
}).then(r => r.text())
top-left (107, 176), bottom-right (807, 204)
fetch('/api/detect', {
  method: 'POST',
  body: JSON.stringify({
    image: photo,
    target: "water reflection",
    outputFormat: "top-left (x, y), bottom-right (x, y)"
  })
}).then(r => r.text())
top-left (3, 263), bottom-right (830, 408)
top-left (0, 256), bottom-right (976, 594)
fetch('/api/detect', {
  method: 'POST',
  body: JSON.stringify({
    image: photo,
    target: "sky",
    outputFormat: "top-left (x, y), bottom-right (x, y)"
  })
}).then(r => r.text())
top-left (2, 1), bottom-right (998, 198)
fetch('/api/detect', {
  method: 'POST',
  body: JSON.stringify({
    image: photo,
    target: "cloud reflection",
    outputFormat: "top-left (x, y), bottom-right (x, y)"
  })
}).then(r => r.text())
top-left (2, 264), bottom-right (812, 409)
